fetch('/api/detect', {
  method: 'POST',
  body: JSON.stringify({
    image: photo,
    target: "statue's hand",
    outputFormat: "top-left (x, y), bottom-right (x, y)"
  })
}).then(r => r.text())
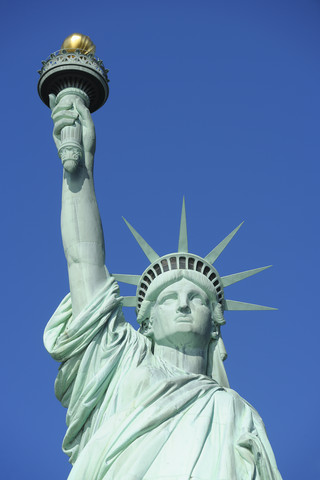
top-left (74, 98), bottom-right (96, 159)
top-left (49, 94), bottom-right (96, 173)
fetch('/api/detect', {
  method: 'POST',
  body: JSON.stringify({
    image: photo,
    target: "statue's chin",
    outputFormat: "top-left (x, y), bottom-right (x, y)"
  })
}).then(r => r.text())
top-left (63, 159), bottom-right (79, 173)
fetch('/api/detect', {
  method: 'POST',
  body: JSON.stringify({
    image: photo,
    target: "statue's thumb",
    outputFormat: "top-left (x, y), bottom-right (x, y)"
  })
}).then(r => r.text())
top-left (49, 94), bottom-right (57, 111)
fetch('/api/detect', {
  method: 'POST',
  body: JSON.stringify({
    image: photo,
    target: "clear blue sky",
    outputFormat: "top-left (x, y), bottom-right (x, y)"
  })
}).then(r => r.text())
top-left (1, 1), bottom-right (319, 478)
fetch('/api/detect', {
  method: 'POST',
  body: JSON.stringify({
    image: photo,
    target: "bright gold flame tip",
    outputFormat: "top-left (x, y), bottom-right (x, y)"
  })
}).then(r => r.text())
top-left (61, 33), bottom-right (96, 55)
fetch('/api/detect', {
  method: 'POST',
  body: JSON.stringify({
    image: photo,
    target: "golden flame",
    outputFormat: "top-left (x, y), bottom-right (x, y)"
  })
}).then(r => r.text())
top-left (61, 33), bottom-right (96, 55)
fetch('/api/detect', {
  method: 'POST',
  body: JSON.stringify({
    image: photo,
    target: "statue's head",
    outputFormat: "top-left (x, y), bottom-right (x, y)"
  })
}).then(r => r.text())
top-left (137, 270), bottom-right (225, 350)
top-left (113, 199), bottom-right (274, 386)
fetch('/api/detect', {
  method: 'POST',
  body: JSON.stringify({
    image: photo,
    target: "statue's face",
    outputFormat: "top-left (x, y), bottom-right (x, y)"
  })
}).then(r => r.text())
top-left (151, 278), bottom-right (213, 349)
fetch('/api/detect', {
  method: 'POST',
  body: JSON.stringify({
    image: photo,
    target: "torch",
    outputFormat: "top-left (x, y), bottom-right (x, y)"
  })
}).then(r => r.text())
top-left (37, 33), bottom-right (109, 172)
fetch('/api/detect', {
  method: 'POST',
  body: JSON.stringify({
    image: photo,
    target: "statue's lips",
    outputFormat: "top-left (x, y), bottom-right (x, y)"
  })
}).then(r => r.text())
top-left (175, 315), bottom-right (193, 323)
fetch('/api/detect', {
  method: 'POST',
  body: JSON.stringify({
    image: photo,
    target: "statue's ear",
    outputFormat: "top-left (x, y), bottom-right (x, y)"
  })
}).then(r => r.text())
top-left (139, 319), bottom-right (154, 338)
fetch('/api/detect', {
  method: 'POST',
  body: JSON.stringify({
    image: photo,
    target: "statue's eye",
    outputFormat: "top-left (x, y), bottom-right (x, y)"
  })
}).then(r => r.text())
top-left (190, 294), bottom-right (206, 305)
top-left (158, 293), bottom-right (177, 305)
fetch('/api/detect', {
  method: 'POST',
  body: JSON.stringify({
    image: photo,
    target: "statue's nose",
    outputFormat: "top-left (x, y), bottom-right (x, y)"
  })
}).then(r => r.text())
top-left (177, 298), bottom-right (191, 314)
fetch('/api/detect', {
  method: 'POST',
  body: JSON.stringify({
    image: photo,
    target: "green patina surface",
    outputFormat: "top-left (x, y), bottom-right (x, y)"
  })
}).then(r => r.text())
top-left (44, 89), bottom-right (282, 480)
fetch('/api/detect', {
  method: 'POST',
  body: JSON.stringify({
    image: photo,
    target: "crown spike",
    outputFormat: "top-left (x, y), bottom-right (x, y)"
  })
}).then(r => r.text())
top-left (113, 274), bottom-right (141, 285)
top-left (122, 296), bottom-right (137, 307)
top-left (221, 265), bottom-right (271, 288)
top-left (178, 196), bottom-right (188, 253)
top-left (204, 222), bottom-right (244, 264)
top-left (123, 217), bottom-right (160, 263)
top-left (224, 299), bottom-right (277, 311)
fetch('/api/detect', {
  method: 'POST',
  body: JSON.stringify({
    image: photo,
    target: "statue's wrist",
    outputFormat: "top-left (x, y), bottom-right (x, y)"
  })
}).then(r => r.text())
top-left (63, 162), bottom-right (92, 185)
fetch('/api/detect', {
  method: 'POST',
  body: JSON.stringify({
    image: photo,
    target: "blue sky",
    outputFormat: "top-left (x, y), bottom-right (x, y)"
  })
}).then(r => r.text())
top-left (1, 0), bottom-right (319, 478)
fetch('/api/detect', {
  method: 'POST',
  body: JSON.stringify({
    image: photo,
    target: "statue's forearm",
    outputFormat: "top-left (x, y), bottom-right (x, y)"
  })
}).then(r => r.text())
top-left (61, 160), bottom-right (108, 317)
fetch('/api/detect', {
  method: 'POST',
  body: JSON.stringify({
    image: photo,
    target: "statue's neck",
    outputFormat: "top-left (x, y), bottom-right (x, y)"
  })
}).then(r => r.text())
top-left (153, 343), bottom-right (208, 375)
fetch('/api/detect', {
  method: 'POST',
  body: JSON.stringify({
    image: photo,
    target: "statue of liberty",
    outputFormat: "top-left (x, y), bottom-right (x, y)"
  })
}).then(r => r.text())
top-left (42, 34), bottom-right (282, 480)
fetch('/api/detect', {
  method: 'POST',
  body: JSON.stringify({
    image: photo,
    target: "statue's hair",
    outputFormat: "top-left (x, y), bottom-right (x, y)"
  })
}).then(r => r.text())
top-left (137, 269), bottom-right (226, 336)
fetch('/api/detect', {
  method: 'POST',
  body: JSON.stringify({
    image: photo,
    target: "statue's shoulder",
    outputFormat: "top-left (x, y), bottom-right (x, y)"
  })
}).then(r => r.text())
top-left (213, 387), bottom-right (263, 422)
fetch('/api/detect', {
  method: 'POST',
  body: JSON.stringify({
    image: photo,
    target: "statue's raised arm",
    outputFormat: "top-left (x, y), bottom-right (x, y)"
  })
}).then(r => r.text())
top-left (50, 92), bottom-right (108, 318)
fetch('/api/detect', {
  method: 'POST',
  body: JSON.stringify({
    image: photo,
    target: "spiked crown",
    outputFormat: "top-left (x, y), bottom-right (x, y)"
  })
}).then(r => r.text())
top-left (113, 199), bottom-right (275, 320)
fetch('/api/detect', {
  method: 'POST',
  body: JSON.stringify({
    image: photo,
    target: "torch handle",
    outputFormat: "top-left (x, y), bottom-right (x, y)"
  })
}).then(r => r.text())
top-left (56, 90), bottom-right (89, 173)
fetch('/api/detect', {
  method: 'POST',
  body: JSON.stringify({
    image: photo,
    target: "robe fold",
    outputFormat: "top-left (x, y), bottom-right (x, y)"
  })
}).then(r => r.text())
top-left (44, 277), bottom-right (282, 480)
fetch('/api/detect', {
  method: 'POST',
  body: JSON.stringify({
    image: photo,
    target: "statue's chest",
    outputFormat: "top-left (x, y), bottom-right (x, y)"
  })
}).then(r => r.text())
top-left (116, 363), bottom-right (169, 412)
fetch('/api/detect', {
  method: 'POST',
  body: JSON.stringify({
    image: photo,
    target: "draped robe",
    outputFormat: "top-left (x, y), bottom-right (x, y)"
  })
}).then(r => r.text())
top-left (44, 277), bottom-right (282, 480)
